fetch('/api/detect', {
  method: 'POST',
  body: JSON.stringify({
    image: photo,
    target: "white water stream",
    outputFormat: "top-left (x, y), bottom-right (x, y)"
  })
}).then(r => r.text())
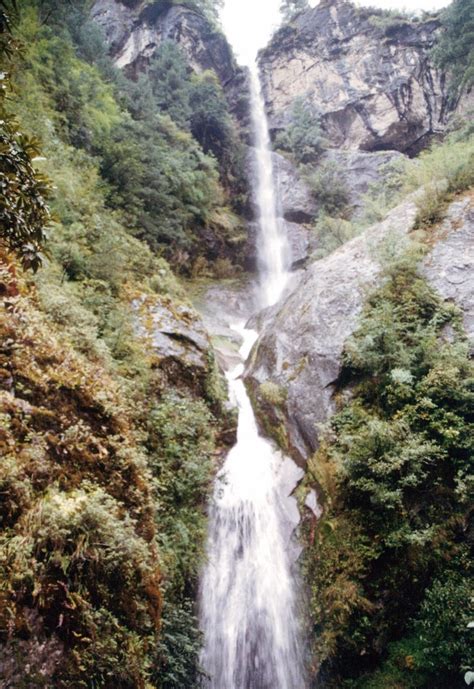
top-left (199, 65), bottom-right (305, 688)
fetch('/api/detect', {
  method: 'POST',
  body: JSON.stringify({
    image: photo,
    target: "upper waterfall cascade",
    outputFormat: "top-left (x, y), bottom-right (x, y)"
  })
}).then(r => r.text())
top-left (199, 64), bottom-right (305, 689)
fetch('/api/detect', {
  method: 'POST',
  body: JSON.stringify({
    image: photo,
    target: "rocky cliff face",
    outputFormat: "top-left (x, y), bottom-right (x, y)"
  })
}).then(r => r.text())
top-left (259, 0), bottom-right (460, 155)
top-left (246, 194), bottom-right (474, 464)
top-left (91, 0), bottom-right (249, 121)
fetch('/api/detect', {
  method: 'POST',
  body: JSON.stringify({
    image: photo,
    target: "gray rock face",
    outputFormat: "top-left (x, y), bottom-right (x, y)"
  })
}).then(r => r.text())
top-left (258, 0), bottom-right (464, 154)
top-left (273, 152), bottom-right (316, 223)
top-left (246, 195), bottom-right (474, 463)
top-left (324, 149), bottom-right (405, 216)
top-left (421, 197), bottom-right (474, 344)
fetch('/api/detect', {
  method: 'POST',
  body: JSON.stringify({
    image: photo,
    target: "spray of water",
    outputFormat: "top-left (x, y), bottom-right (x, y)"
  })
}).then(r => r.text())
top-left (199, 63), bottom-right (305, 689)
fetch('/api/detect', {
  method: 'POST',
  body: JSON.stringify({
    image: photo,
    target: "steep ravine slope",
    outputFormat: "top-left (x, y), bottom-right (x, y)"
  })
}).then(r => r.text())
top-left (246, 2), bottom-right (474, 687)
top-left (0, 3), bottom-right (236, 686)
top-left (254, 0), bottom-right (474, 270)
top-left (1, 0), bottom-right (473, 687)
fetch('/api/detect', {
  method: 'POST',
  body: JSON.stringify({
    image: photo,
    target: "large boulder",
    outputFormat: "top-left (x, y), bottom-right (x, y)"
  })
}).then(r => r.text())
top-left (258, 0), bottom-right (466, 154)
top-left (135, 294), bottom-right (216, 398)
top-left (245, 194), bottom-right (474, 464)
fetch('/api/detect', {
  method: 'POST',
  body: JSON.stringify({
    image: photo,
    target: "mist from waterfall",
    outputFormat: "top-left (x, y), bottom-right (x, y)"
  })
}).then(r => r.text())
top-left (199, 61), bottom-right (305, 689)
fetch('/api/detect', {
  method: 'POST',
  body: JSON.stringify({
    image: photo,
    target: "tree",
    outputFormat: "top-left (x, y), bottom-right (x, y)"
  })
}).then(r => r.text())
top-left (280, 0), bottom-right (309, 22)
top-left (433, 0), bottom-right (474, 96)
top-left (0, 0), bottom-right (51, 270)
top-left (189, 71), bottom-right (233, 161)
top-left (147, 41), bottom-right (192, 129)
top-left (276, 96), bottom-right (326, 164)
top-left (196, 0), bottom-right (224, 22)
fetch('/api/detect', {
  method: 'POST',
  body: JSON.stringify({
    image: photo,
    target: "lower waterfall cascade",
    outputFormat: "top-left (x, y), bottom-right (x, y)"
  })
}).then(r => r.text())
top-left (199, 64), bottom-right (306, 689)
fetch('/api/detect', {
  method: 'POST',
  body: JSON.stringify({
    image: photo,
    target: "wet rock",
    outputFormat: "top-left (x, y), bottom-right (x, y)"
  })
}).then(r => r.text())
top-left (282, 219), bottom-right (313, 269)
top-left (258, 0), bottom-right (467, 154)
top-left (421, 196), bottom-right (474, 345)
top-left (272, 152), bottom-right (317, 223)
top-left (191, 278), bottom-right (257, 371)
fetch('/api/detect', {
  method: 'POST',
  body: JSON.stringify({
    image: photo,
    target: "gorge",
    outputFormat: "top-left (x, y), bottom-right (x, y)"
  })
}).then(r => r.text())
top-left (0, 0), bottom-right (473, 688)
top-left (199, 62), bottom-right (305, 688)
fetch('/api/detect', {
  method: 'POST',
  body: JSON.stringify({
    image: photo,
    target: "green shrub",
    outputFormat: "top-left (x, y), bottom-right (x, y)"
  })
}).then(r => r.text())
top-left (259, 380), bottom-right (287, 406)
top-left (432, 0), bottom-right (474, 96)
top-left (304, 251), bottom-right (473, 687)
top-left (312, 214), bottom-right (357, 259)
top-left (276, 96), bottom-right (326, 164)
top-left (0, 4), bottom-right (51, 270)
top-left (304, 159), bottom-right (351, 217)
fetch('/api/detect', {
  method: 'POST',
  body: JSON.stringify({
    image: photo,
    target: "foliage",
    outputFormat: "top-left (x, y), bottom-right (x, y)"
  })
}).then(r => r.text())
top-left (0, 113), bottom-right (52, 270)
top-left (259, 380), bottom-right (287, 406)
top-left (147, 41), bottom-right (192, 128)
top-left (0, 2), bottom-right (51, 270)
top-left (303, 250), bottom-right (474, 688)
top-left (415, 569), bottom-right (473, 677)
top-left (367, 8), bottom-right (420, 34)
top-left (0, 3), bottom-right (235, 685)
top-left (0, 260), bottom-right (161, 687)
top-left (433, 0), bottom-right (474, 96)
top-left (275, 96), bottom-right (326, 164)
top-left (146, 393), bottom-right (216, 688)
top-left (100, 113), bottom-right (223, 257)
top-left (311, 214), bottom-right (357, 259)
top-left (304, 159), bottom-right (351, 217)
top-left (336, 124), bottom-right (474, 246)
top-left (152, 598), bottom-right (204, 689)
top-left (147, 394), bottom-right (215, 594)
top-left (304, 158), bottom-right (354, 258)
top-left (411, 135), bottom-right (474, 230)
top-left (14, 2), bottom-right (246, 273)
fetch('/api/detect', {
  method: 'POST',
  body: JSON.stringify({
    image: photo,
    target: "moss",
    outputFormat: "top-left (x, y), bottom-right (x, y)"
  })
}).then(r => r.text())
top-left (258, 380), bottom-right (287, 406)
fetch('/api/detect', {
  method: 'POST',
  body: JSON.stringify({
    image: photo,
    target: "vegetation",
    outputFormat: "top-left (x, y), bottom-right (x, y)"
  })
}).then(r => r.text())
top-left (276, 96), bottom-right (326, 165)
top-left (305, 123), bottom-right (474, 259)
top-left (303, 249), bottom-right (473, 689)
top-left (0, 1), bottom-right (235, 686)
top-left (12, 1), bottom-right (247, 274)
top-left (433, 0), bottom-right (474, 97)
top-left (0, 0), bottom-right (51, 270)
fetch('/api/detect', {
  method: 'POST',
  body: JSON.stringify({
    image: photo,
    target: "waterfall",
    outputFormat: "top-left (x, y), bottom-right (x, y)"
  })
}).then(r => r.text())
top-left (199, 62), bottom-right (305, 689)
top-left (248, 65), bottom-right (290, 308)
